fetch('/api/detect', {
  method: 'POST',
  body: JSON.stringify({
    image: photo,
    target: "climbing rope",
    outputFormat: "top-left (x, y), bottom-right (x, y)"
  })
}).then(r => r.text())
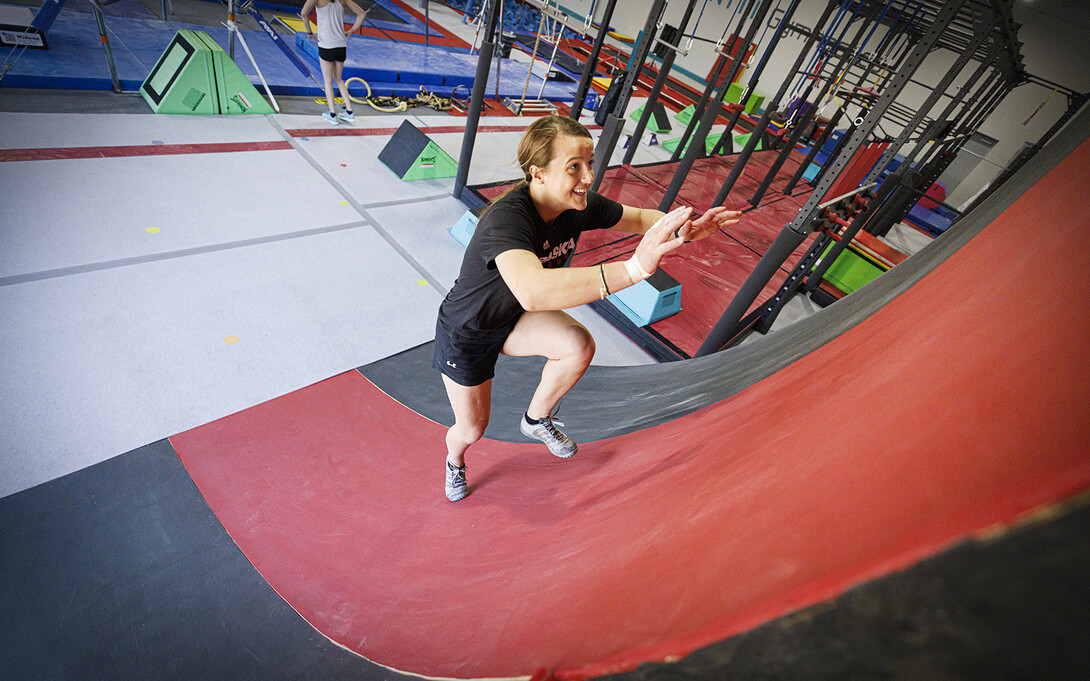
top-left (314, 78), bottom-right (457, 112)
top-left (517, 0), bottom-right (550, 113)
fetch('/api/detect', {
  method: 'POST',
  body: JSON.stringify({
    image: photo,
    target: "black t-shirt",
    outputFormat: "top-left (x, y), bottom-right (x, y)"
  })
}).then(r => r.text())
top-left (438, 185), bottom-right (624, 341)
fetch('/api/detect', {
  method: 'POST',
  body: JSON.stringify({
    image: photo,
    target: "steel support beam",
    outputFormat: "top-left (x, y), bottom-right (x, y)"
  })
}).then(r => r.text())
top-left (569, 0), bottom-right (618, 122)
top-left (902, 40), bottom-right (1001, 166)
top-left (861, 4), bottom-right (996, 186)
top-left (590, 0), bottom-right (669, 194)
top-left (708, 0), bottom-right (805, 158)
top-left (656, 0), bottom-right (773, 211)
top-left (453, 0), bottom-right (500, 201)
top-left (668, 0), bottom-right (762, 163)
top-left (749, 8), bottom-right (874, 208)
top-left (710, 0), bottom-right (841, 206)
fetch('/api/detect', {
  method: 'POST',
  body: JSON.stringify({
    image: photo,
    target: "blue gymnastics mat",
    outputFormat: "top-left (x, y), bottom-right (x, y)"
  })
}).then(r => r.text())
top-left (248, 0), bottom-right (445, 38)
top-left (293, 32), bottom-right (578, 100)
top-left (0, 6), bottom-right (578, 101)
top-left (0, 9), bottom-right (317, 93)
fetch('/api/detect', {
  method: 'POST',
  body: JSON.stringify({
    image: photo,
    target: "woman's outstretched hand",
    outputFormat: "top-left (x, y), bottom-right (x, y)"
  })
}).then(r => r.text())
top-left (632, 206), bottom-right (695, 276)
top-left (631, 206), bottom-right (744, 277)
top-left (673, 205), bottom-right (743, 242)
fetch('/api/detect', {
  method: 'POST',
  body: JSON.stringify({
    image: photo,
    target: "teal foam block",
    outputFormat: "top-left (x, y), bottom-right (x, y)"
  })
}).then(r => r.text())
top-left (449, 210), bottom-right (478, 247)
top-left (607, 269), bottom-right (681, 326)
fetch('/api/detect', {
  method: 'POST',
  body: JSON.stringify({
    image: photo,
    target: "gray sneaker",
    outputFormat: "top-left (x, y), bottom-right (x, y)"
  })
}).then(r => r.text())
top-left (520, 413), bottom-right (578, 458)
top-left (445, 461), bottom-right (469, 501)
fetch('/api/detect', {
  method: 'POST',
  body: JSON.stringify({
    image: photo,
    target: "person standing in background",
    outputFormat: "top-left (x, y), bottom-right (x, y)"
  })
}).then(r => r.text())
top-left (300, 0), bottom-right (368, 124)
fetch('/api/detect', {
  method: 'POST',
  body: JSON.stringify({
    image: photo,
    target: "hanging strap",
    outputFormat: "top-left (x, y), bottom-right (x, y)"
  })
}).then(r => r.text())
top-left (1024, 88), bottom-right (1057, 125)
top-left (715, 0), bottom-right (744, 52)
top-left (685, 0), bottom-right (709, 50)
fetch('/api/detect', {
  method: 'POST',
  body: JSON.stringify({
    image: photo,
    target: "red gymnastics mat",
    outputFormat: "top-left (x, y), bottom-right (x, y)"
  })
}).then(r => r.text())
top-left (172, 137), bottom-right (1090, 677)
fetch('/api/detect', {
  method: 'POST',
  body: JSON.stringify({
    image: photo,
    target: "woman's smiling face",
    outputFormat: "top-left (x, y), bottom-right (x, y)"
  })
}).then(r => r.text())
top-left (532, 134), bottom-right (595, 221)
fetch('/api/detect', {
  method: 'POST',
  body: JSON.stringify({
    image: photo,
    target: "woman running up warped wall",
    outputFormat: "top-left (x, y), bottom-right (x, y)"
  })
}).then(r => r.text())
top-left (435, 115), bottom-right (742, 501)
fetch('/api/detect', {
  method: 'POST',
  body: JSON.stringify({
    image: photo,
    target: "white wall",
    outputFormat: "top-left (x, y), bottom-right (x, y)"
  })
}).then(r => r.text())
top-left (954, 0), bottom-right (1090, 205)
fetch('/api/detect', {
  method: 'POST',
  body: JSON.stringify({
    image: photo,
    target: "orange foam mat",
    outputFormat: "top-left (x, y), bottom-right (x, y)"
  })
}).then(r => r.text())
top-left (171, 138), bottom-right (1090, 678)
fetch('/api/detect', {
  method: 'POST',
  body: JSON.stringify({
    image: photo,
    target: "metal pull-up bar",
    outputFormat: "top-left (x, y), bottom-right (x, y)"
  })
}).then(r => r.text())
top-left (652, 36), bottom-right (689, 59)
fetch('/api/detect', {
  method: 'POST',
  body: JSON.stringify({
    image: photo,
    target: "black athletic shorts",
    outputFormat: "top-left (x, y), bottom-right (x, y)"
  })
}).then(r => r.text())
top-left (318, 46), bottom-right (347, 63)
top-left (432, 320), bottom-right (509, 387)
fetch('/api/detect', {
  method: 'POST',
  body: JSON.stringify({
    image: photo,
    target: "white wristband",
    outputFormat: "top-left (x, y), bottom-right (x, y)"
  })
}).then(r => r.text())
top-left (625, 255), bottom-right (651, 283)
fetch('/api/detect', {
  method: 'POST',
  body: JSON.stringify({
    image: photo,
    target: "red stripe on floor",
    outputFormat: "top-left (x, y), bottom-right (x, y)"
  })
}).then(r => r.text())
top-left (0, 140), bottom-right (293, 162)
top-left (0, 123), bottom-right (598, 161)
top-left (170, 137), bottom-right (1090, 677)
top-left (283, 123), bottom-right (602, 137)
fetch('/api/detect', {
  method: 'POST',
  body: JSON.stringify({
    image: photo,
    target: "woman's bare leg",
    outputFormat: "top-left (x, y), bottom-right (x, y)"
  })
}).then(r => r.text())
top-left (440, 375), bottom-right (492, 467)
top-left (502, 310), bottom-right (595, 420)
top-left (319, 58), bottom-right (337, 114)
top-left (333, 61), bottom-right (352, 112)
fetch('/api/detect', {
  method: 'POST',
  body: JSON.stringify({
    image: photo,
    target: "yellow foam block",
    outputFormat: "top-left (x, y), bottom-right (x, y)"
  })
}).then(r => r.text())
top-left (278, 15), bottom-right (314, 32)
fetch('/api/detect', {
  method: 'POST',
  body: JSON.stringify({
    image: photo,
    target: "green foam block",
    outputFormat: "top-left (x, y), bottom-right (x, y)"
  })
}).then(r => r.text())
top-left (378, 120), bottom-right (459, 181)
top-left (140, 30), bottom-right (273, 115)
top-left (674, 104), bottom-right (695, 126)
top-left (660, 132), bottom-right (724, 156)
top-left (821, 244), bottom-right (883, 294)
